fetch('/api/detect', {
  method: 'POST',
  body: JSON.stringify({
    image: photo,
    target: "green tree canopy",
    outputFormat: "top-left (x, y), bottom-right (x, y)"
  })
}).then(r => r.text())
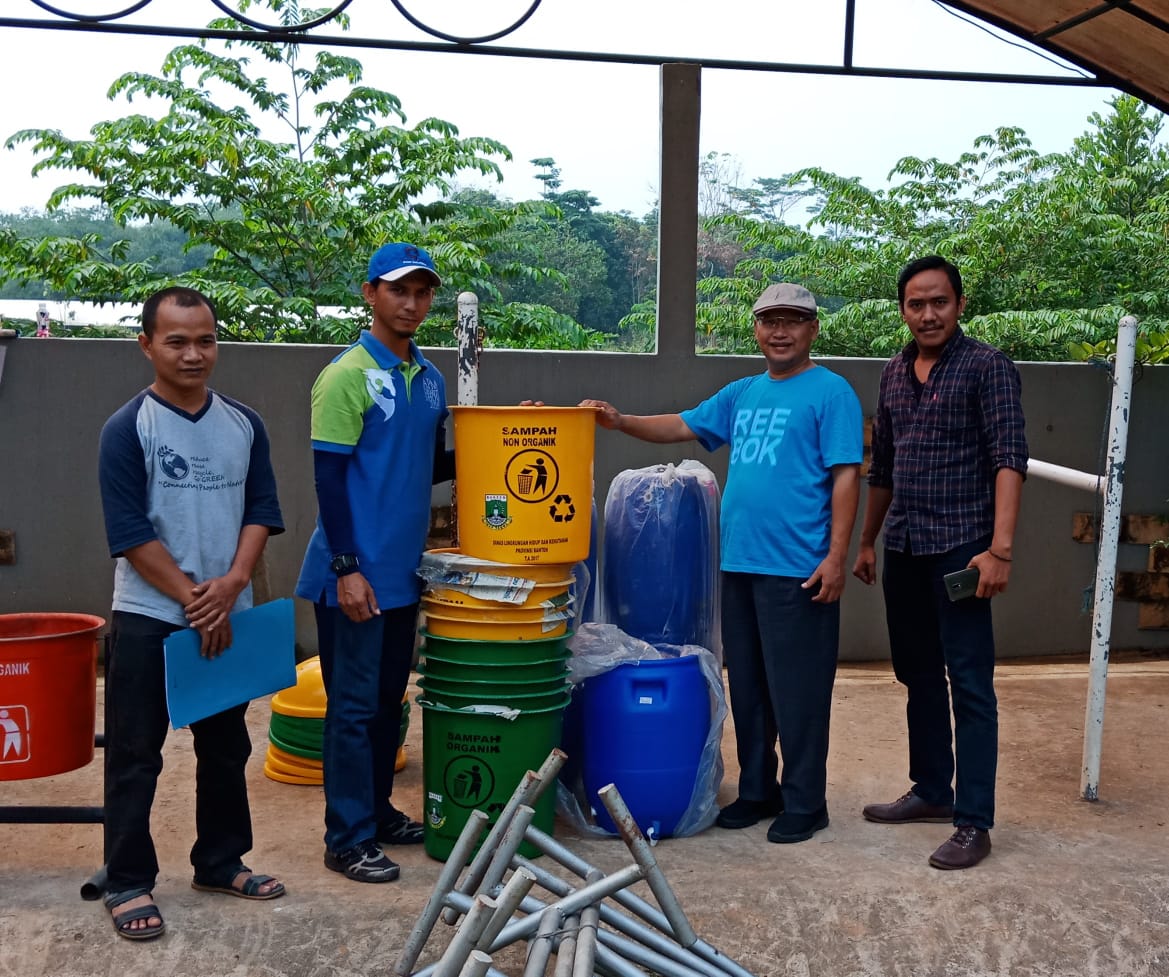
top-left (688, 95), bottom-right (1169, 361)
top-left (0, 3), bottom-right (556, 342)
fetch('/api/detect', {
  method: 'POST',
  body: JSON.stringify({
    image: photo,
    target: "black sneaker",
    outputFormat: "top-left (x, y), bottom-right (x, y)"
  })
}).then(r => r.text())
top-left (376, 807), bottom-right (425, 846)
top-left (324, 840), bottom-right (400, 883)
top-left (716, 792), bottom-right (784, 829)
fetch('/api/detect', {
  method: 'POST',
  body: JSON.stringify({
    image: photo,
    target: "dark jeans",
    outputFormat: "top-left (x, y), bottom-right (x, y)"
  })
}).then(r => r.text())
top-left (882, 537), bottom-right (998, 830)
top-left (721, 572), bottom-right (840, 815)
top-left (314, 601), bottom-right (417, 853)
top-left (104, 611), bottom-right (253, 893)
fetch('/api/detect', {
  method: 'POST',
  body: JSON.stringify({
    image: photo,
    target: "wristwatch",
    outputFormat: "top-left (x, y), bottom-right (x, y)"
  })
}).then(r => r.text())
top-left (330, 553), bottom-right (361, 577)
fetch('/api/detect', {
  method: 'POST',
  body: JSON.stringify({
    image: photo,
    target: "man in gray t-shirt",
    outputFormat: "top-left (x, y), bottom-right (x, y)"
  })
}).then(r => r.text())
top-left (96, 286), bottom-right (285, 941)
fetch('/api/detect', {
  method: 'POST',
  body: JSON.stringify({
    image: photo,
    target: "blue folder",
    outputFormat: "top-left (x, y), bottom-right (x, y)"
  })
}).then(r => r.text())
top-left (163, 598), bottom-right (296, 729)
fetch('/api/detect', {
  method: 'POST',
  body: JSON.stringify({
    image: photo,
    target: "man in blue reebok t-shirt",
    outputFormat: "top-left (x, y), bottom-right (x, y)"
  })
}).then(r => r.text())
top-left (581, 282), bottom-right (862, 844)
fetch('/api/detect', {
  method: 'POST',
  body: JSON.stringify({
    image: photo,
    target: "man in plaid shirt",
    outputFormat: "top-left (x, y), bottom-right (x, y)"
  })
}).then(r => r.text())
top-left (852, 255), bottom-right (1027, 871)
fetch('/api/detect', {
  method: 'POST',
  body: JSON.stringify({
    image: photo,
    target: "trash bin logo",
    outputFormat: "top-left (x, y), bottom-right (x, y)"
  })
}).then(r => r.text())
top-left (504, 451), bottom-right (559, 504)
top-left (443, 754), bottom-right (497, 809)
top-left (0, 705), bottom-right (30, 765)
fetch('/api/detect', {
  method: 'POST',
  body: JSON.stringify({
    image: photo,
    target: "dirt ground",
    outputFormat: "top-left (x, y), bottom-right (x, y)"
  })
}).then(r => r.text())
top-left (2, 659), bottom-right (1169, 977)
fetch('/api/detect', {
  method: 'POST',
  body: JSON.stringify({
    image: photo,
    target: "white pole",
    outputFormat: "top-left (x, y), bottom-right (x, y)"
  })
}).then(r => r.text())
top-left (457, 292), bottom-right (480, 407)
top-left (1080, 315), bottom-right (1140, 801)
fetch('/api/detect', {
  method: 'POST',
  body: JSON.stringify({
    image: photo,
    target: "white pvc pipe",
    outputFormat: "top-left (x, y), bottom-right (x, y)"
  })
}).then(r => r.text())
top-left (1080, 315), bottom-right (1140, 801)
top-left (1027, 458), bottom-right (1104, 496)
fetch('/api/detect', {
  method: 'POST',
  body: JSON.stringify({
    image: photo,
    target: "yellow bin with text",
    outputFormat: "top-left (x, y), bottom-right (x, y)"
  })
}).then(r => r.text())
top-left (452, 406), bottom-right (596, 565)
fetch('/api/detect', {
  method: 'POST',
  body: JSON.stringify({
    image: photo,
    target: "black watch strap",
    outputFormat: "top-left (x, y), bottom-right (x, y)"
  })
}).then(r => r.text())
top-left (330, 553), bottom-right (360, 577)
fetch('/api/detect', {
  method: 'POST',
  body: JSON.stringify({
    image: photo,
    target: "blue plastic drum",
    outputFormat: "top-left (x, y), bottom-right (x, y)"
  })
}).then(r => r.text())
top-left (601, 466), bottom-right (715, 649)
top-left (580, 655), bottom-right (710, 837)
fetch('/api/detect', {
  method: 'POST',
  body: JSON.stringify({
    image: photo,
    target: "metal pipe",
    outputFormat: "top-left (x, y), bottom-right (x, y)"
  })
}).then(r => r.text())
top-left (521, 826), bottom-right (753, 977)
top-left (513, 856), bottom-right (740, 977)
top-left (394, 809), bottom-right (490, 976)
top-left (442, 751), bottom-right (565, 925)
top-left (0, 806), bottom-right (104, 823)
top-left (1081, 315), bottom-right (1140, 800)
top-left (457, 951), bottom-right (493, 977)
top-left (1027, 458), bottom-right (1104, 495)
top-left (597, 784), bottom-right (698, 947)
top-left (522, 908), bottom-right (561, 977)
top-left (487, 864), bottom-right (645, 950)
top-left (433, 896), bottom-right (499, 977)
top-left (0, 18), bottom-right (1112, 94)
top-left (480, 804), bottom-right (536, 899)
top-left (594, 928), bottom-right (715, 977)
top-left (436, 891), bottom-right (644, 977)
top-left (456, 291), bottom-right (480, 407)
top-left (474, 866), bottom-right (538, 952)
top-left (571, 872), bottom-right (602, 977)
top-left (552, 915), bottom-right (579, 977)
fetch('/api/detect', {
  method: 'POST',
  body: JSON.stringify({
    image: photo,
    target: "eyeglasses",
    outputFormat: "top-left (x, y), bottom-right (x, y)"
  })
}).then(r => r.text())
top-left (754, 312), bottom-right (815, 328)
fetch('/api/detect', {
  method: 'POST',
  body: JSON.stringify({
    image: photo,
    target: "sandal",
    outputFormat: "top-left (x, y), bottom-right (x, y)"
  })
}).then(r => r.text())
top-left (191, 862), bottom-right (286, 900)
top-left (104, 888), bottom-right (165, 942)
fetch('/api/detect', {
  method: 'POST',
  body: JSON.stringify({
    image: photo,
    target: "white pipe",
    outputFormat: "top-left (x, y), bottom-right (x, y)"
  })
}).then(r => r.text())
top-left (1027, 458), bottom-right (1104, 496)
top-left (1080, 315), bottom-right (1140, 801)
top-left (457, 291), bottom-right (480, 407)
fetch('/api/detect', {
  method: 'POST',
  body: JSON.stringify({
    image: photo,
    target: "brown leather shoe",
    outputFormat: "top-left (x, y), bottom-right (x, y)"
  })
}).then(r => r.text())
top-left (928, 825), bottom-right (991, 870)
top-left (862, 790), bottom-right (953, 824)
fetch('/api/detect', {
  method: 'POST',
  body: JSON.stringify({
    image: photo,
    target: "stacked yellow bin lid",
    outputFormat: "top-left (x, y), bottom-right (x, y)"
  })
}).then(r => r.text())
top-left (266, 657), bottom-right (407, 784)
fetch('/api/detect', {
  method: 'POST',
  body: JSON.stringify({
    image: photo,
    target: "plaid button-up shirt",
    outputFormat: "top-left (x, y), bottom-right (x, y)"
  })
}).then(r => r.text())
top-left (868, 328), bottom-right (1028, 555)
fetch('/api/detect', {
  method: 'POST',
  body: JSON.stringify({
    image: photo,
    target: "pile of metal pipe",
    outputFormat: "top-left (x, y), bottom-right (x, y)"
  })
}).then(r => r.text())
top-left (394, 750), bottom-right (756, 977)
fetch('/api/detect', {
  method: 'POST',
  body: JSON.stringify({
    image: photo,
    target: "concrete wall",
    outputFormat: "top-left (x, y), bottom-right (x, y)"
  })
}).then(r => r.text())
top-left (1, 335), bottom-right (1166, 659)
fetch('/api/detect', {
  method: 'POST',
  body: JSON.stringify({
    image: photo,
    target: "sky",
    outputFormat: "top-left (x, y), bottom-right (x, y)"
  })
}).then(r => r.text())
top-left (0, 0), bottom-right (1134, 219)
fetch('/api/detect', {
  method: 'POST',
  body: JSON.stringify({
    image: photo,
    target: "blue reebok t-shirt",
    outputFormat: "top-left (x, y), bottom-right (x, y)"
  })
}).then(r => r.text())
top-left (680, 365), bottom-right (862, 578)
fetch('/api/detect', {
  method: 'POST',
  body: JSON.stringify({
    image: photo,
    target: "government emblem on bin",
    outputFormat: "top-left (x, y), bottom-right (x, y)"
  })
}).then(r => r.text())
top-left (482, 494), bottom-right (512, 530)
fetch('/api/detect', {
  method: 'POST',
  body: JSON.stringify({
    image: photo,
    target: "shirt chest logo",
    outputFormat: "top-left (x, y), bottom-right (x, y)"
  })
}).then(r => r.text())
top-left (157, 445), bottom-right (190, 480)
top-left (364, 368), bottom-right (398, 421)
top-left (730, 407), bottom-right (790, 466)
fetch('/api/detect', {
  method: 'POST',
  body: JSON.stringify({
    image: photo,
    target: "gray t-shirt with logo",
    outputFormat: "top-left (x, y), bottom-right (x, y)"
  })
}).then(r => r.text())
top-left (98, 388), bottom-right (283, 627)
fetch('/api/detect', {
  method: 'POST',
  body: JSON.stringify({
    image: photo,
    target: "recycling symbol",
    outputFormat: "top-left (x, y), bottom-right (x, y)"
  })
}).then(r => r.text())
top-left (549, 494), bottom-right (576, 523)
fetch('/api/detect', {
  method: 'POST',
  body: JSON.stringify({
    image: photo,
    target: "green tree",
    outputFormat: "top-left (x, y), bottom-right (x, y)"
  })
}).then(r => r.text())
top-left (691, 96), bottom-right (1169, 360)
top-left (0, 3), bottom-right (552, 342)
top-left (0, 207), bottom-right (210, 299)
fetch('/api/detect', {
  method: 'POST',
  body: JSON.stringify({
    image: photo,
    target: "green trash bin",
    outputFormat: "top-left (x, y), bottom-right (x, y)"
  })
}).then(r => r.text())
top-left (419, 691), bottom-right (569, 861)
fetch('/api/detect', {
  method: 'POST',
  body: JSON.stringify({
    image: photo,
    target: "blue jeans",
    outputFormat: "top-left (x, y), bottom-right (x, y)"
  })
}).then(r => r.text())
top-left (104, 611), bottom-right (253, 893)
top-left (882, 537), bottom-right (998, 830)
top-left (315, 601), bottom-right (417, 853)
top-left (721, 572), bottom-right (840, 815)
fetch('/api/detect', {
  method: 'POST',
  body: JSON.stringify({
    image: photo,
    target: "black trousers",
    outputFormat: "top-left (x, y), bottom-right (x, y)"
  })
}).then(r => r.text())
top-left (721, 572), bottom-right (840, 816)
top-left (103, 611), bottom-right (253, 893)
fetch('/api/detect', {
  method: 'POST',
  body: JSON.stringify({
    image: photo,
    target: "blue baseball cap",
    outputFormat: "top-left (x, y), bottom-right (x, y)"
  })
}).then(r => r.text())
top-left (367, 242), bottom-right (442, 286)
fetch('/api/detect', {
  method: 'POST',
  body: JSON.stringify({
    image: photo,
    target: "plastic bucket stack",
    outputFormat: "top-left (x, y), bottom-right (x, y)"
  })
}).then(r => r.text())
top-left (420, 548), bottom-right (575, 643)
top-left (416, 547), bottom-right (580, 861)
top-left (266, 657), bottom-right (408, 785)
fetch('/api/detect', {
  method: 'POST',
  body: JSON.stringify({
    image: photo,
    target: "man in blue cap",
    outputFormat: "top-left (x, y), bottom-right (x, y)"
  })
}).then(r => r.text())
top-left (296, 243), bottom-right (455, 882)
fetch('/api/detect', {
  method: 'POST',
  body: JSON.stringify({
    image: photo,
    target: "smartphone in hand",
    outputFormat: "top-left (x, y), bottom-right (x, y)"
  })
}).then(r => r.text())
top-left (943, 566), bottom-right (980, 602)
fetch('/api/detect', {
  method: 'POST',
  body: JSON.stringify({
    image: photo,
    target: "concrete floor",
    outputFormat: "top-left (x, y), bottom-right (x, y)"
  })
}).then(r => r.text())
top-left (2, 659), bottom-right (1168, 977)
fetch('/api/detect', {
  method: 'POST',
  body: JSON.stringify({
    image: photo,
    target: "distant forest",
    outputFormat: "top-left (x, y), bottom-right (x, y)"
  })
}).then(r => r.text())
top-left (2, 17), bottom-right (1167, 364)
